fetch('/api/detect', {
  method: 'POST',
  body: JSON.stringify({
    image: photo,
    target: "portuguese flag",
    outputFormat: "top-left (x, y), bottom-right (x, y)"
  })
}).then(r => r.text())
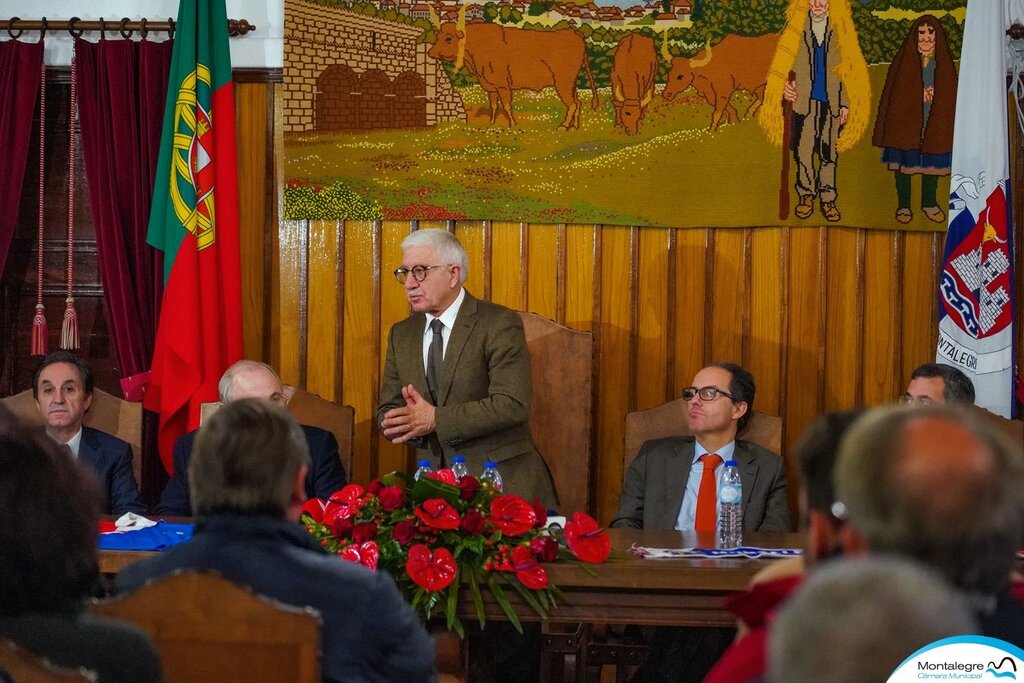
top-left (145, 0), bottom-right (243, 472)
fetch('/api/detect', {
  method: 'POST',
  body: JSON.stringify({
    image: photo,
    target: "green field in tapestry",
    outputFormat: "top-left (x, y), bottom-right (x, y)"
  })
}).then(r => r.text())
top-left (284, 63), bottom-right (948, 231)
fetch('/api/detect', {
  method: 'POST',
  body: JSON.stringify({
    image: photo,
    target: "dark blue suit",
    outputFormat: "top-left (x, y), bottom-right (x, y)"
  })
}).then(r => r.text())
top-left (78, 426), bottom-right (146, 515)
top-left (157, 424), bottom-right (347, 516)
top-left (115, 514), bottom-right (437, 683)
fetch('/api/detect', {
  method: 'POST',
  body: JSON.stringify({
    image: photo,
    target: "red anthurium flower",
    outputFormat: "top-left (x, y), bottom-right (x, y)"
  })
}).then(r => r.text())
top-left (457, 475), bottom-right (480, 500)
top-left (339, 541), bottom-right (380, 571)
top-left (415, 498), bottom-right (462, 530)
top-left (324, 484), bottom-right (365, 524)
top-left (461, 508), bottom-right (485, 535)
top-left (300, 498), bottom-right (327, 524)
top-left (511, 546), bottom-right (548, 589)
top-left (490, 495), bottom-right (537, 536)
top-left (429, 468), bottom-right (457, 485)
top-left (565, 512), bottom-right (611, 563)
top-left (378, 486), bottom-right (405, 512)
top-left (406, 544), bottom-right (457, 591)
top-left (530, 499), bottom-right (547, 528)
top-left (530, 536), bottom-right (558, 562)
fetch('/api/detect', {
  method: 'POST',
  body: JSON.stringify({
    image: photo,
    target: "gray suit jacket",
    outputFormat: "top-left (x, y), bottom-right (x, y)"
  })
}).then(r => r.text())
top-left (377, 292), bottom-right (557, 507)
top-left (611, 436), bottom-right (791, 532)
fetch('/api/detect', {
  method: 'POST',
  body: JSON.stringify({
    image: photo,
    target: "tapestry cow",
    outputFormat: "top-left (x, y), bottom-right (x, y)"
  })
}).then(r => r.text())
top-left (661, 34), bottom-right (779, 131)
top-left (427, 20), bottom-right (598, 130)
top-left (611, 33), bottom-right (658, 135)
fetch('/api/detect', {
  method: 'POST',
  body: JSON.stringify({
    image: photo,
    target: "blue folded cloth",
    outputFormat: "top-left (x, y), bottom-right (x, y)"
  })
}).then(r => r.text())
top-left (97, 521), bottom-right (194, 551)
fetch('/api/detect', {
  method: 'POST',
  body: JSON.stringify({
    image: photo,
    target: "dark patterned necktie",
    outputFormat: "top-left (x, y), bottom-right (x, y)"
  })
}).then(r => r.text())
top-left (427, 318), bottom-right (444, 403)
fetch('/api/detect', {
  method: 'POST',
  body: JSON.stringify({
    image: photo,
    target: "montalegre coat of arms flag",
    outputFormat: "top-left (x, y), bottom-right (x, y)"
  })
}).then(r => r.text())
top-left (145, 0), bottom-right (244, 471)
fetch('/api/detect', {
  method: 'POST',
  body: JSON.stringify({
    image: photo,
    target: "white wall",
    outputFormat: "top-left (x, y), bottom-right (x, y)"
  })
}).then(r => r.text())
top-left (0, 0), bottom-right (284, 67)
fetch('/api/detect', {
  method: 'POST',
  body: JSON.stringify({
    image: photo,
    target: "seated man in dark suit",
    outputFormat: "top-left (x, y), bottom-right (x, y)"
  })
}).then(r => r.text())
top-left (0, 405), bottom-right (161, 683)
top-left (157, 360), bottom-right (347, 516)
top-left (32, 351), bottom-right (145, 515)
top-left (118, 399), bottom-right (436, 683)
top-left (612, 362), bottom-right (790, 533)
top-left (611, 362), bottom-right (790, 683)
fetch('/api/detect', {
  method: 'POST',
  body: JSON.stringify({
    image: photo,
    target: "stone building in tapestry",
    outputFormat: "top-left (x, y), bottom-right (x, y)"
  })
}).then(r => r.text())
top-left (284, 0), bottom-right (465, 132)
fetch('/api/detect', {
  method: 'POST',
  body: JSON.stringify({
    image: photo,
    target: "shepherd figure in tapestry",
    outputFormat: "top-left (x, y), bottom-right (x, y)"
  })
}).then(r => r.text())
top-left (760, 0), bottom-right (871, 223)
top-left (872, 15), bottom-right (957, 225)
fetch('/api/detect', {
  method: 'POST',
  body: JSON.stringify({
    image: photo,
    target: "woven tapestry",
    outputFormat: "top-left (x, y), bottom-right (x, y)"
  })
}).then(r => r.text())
top-left (283, 0), bottom-right (967, 230)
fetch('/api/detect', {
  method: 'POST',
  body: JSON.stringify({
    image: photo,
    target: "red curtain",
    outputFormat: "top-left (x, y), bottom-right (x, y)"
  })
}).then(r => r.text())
top-left (75, 37), bottom-right (172, 377)
top-left (0, 39), bottom-right (43, 280)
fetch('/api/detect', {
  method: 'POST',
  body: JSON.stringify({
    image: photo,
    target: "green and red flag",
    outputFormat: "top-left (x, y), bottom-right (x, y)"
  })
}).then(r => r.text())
top-left (145, 0), bottom-right (243, 472)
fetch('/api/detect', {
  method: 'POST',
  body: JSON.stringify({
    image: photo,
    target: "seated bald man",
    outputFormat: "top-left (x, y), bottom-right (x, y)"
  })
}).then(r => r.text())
top-left (157, 360), bottom-right (347, 516)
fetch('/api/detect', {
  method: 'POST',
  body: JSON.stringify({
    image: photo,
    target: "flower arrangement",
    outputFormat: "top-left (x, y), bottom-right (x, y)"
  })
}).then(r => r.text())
top-left (301, 469), bottom-right (611, 635)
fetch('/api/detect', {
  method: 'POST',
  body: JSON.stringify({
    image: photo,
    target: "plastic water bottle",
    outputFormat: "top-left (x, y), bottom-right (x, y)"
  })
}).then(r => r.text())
top-left (414, 459), bottom-right (433, 481)
top-left (480, 460), bottom-right (503, 490)
top-left (450, 455), bottom-right (469, 480)
top-left (718, 460), bottom-right (743, 549)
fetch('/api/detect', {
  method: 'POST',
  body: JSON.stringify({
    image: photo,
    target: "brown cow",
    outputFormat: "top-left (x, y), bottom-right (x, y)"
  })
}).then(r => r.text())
top-left (611, 33), bottom-right (658, 135)
top-left (661, 34), bottom-right (779, 131)
top-left (427, 22), bottom-right (598, 130)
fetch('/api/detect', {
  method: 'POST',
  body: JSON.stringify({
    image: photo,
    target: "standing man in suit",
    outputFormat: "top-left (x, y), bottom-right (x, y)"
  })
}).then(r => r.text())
top-left (612, 362), bottom-right (790, 533)
top-left (377, 229), bottom-right (557, 508)
top-left (157, 360), bottom-right (347, 516)
top-left (33, 351), bottom-right (145, 515)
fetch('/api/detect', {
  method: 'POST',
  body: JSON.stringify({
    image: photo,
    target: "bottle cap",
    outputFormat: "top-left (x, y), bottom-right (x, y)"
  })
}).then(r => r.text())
top-left (724, 459), bottom-right (738, 467)
top-left (418, 459), bottom-right (431, 467)
top-left (484, 460), bottom-right (497, 468)
top-left (452, 455), bottom-right (465, 463)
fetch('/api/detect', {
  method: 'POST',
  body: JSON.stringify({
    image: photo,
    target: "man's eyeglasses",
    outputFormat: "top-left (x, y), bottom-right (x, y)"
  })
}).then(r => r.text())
top-left (682, 386), bottom-right (737, 402)
top-left (394, 265), bottom-right (444, 284)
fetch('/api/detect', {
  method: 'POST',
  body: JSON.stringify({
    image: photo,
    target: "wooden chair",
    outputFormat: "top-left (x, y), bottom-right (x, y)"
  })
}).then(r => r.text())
top-left (90, 572), bottom-right (321, 683)
top-left (0, 388), bottom-right (143, 487)
top-left (518, 312), bottom-right (594, 516)
top-left (200, 387), bottom-right (355, 480)
top-left (0, 639), bottom-right (95, 683)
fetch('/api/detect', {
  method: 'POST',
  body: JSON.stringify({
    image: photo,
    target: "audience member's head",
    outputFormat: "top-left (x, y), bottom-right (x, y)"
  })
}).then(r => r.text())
top-left (218, 359), bottom-right (286, 405)
top-left (0, 411), bottom-right (101, 615)
top-left (769, 556), bottom-right (977, 683)
top-left (683, 362), bottom-right (754, 441)
top-left (32, 350), bottom-right (94, 441)
top-left (794, 409), bottom-right (864, 563)
top-left (902, 362), bottom-right (975, 405)
top-left (190, 398), bottom-right (310, 520)
top-left (835, 405), bottom-right (1024, 596)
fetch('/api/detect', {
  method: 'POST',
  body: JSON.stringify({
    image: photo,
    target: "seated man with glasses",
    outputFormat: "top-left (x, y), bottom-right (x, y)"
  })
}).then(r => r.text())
top-left (901, 362), bottom-right (975, 406)
top-left (612, 362), bottom-right (790, 533)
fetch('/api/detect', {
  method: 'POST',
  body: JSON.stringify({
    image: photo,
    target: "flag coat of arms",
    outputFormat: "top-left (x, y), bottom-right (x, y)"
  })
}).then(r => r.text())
top-left (938, 0), bottom-right (1016, 417)
top-left (145, 0), bottom-right (244, 470)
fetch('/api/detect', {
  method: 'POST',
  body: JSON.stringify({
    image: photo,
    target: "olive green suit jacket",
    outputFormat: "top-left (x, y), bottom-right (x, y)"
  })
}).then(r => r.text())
top-left (377, 292), bottom-right (558, 507)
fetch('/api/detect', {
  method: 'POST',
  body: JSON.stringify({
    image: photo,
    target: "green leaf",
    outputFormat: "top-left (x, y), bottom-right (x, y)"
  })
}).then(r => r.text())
top-left (467, 566), bottom-right (487, 629)
top-left (486, 575), bottom-right (523, 633)
top-left (412, 476), bottom-right (462, 505)
top-left (446, 571), bottom-right (461, 632)
top-left (506, 577), bottom-right (548, 619)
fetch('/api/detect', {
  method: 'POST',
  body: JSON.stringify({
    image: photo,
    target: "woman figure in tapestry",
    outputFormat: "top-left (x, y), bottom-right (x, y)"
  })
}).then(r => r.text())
top-left (872, 15), bottom-right (957, 224)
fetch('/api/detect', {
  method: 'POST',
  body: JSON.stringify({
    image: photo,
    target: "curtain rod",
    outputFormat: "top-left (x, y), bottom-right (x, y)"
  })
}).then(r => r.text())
top-left (0, 17), bottom-right (256, 40)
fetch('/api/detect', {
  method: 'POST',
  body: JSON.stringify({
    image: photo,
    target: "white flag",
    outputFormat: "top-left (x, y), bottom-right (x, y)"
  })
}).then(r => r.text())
top-left (938, 0), bottom-right (1016, 417)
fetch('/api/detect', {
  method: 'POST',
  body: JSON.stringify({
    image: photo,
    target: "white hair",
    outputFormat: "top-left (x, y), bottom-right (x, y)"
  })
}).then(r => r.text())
top-left (401, 229), bottom-right (468, 284)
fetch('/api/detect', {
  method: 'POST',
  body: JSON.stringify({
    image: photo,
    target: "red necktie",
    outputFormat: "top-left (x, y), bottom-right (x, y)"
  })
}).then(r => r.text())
top-left (695, 453), bottom-right (722, 532)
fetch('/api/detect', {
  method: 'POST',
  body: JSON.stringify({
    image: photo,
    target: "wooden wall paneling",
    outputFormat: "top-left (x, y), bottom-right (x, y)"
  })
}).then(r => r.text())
top-left (563, 224), bottom-right (596, 332)
top-left (235, 82), bottom-right (269, 361)
top-left (749, 228), bottom-right (785, 417)
top-left (708, 229), bottom-right (747, 365)
top-left (526, 224), bottom-right (558, 320)
top-left (861, 230), bottom-right (901, 406)
top-left (305, 220), bottom-right (341, 400)
top-left (635, 227), bottom-right (671, 409)
top-left (783, 227), bottom-right (827, 521)
top-left (489, 222), bottom-right (527, 310)
top-left (375, 221), bottom-right (411, 479)
top-left (276, 220), bottom-right (307, 386)
top-left (822, 227), bottom-right (862, 410)
top-left (594, 226), bottom-right (634, 524)
top-left (454, 222), bottom-right (486, 297)
top-left (673, 228), bottom-right (710, 391)
top-left (899, 232), bottom-right (941, 384)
